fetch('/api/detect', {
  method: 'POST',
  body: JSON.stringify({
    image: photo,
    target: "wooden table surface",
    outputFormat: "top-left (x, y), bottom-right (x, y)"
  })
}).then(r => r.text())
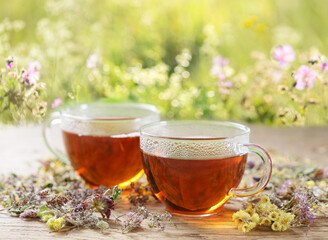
top-left (0, 124), bottom-right (328, 240)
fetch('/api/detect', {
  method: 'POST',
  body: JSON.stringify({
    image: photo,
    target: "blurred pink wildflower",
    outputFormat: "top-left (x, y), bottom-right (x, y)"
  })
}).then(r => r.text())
top-left (28, 61), bottom-right (42, 71)
top-left (321, 62), bottom-right (327, 73)
top-left (22, 60), bottom-right (42, 85)
top-left (293, 65), bottom-right (317, 90)
top-left (6, 62), bottom-right (13, 70)
top-left (211, 56), bottom-right (229, 80)
top-left (86, 54), bottom-right (102, 70)
top-left (219, 80), bottom-right (233, 88)
top-left (50, 98), bottom-right (63, 109)
top-left (5, 56), bottom-right (15, 70)
top-left (272, 44), bottom-right (295, 66)
top-left (272, 70), bottom-right (283, 83)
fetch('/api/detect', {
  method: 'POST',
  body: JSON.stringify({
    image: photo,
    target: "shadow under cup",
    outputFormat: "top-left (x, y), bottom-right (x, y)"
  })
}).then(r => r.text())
top-left (44, 103), bottom-right (160, 188)
top-left (140, 121), bottom-right (272, 216)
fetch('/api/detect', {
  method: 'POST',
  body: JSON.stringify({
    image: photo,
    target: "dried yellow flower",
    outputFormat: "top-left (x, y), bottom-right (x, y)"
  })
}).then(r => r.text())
top-left (249, 222), bottom-right (257, 230)
top-left (232, 210), bottom-right (251, 222)
top-left (246, 203), bottom-right (254, 210)
top-left (233, 195), bottom-right (295, 233)
top-left (252, 213), bottom-right (260, 224)
top-left (269, 211), bottom-right (280, 221)
top-left (257, 203), bottom-right (271, 214)
top-left (240, 223), bottom-right (251, 233)
top-left (259, 217), bottom-right (271, 226)
top-left (306, 180), bottom-right (315, 187)
top-left (271, 221), bottom-right (283, 231)
top-left (281, 224), bottom-right (288, 231)
top-left (244, 208), bottom-right (253, 216)
top-left (260, 196), bottom-right (271, 204)
top-left (41, 214), bottom-right (53, 222)
top-left (244, 204), bottom-right (255, 215)
top-left (279, 212), bottom-right (294, 225)
top-left (46, 217), bottom-right (65, 231)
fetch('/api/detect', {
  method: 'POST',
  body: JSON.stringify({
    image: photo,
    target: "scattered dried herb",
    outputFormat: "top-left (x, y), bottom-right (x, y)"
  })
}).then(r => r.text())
top-left (2, 153), bottom-right (326, 234)
top-left (0, 159), bottom-right (171, 233)
top-left (234, 155), bottom-right (328, 232)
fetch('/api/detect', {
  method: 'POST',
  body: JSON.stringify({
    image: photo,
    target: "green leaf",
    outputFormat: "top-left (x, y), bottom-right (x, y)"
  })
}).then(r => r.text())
top-left (6, 198), bottom-right (12, 207)
top-left (9, 205), bottom-right (29, 215)
top-left (303, 166), bottom-right (318, 175)
top-left (111, 186), bottom-right (122, 201)
top-left (43, 182), bottom-right (53, 188)
top-left (37, 205), bottom-right (51, 218)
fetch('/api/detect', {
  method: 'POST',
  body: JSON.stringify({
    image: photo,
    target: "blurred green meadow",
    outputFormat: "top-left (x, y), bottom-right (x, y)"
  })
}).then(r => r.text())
top-left (0, 0), bottom-right (328, 125)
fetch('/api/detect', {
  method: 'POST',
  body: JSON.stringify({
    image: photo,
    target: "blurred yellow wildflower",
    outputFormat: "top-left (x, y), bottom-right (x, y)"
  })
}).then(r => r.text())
top-left (242, 16), bottom-right (258, 28)
top-left (255, 23), bottom-right (267, 33)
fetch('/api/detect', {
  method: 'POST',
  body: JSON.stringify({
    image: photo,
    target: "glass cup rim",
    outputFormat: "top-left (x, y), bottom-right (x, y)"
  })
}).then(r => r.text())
top-left (140, 120), bottom-right (250, 141)
top-left (59, 102), bottom-right (159, 123)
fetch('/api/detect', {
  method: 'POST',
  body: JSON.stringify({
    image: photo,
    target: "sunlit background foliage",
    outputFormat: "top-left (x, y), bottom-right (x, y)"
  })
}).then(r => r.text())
top-left (0, 0), bottom-right (328, 125)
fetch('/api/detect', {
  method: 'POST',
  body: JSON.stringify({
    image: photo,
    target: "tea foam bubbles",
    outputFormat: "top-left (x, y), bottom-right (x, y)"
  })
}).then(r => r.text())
top-left (60, 102), bottom-right (159, 137)
top-left (62, 118), bottom-right (143, 137)
top-left (140, 122), bottom-right (249, 160)
top-left (140, 137), bottom-right (248, 160)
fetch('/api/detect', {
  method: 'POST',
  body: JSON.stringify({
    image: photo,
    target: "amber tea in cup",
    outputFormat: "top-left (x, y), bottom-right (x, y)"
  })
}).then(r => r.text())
top-left (43, 102), bottom-right (160, 188)
top-left (140, 121), bottom-right (272, 216)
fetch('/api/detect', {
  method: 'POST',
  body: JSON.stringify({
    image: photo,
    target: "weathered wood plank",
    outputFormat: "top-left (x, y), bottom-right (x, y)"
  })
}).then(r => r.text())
top-left (0, 125), bottom-right (328, 239)
top-left (1, 208), bottom-right (328, 240)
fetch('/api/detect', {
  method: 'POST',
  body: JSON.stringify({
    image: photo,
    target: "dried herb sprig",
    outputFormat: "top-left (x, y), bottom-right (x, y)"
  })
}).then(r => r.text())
top-left (0, 159), bottom-right (170, 233)
top-left (118, 206), bottom-right (172, 233)
top-left (127, 182), bottom-right (154, 206)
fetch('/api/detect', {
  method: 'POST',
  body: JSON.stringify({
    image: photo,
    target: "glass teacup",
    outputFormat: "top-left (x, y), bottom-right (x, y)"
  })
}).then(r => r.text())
top-left (43, 102), bottom-right (160, 188)
top-left (140, 121), bottom-right (272, 216)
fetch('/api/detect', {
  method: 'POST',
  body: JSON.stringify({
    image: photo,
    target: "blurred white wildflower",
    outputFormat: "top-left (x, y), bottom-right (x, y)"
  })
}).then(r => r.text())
top-left (200, 24), bottom-right (220, 56)
top-left (86, 54), bottom-right (102, 70)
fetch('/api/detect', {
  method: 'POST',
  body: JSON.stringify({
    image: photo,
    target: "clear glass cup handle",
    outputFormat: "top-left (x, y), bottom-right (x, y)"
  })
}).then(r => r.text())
top-left (42, 112), bottom-right (69, 163)
top-left (229, 144), bottom-right (272, 197)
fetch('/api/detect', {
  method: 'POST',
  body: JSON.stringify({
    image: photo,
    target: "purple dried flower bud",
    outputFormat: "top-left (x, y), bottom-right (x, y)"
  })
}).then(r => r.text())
top-left (103, 197), bottom-right (114, 218)
top-left (253, 177), bottom-right (261, 182)
top-left (292, 191), bottom-right (317, 225)
top-left (247, 160), bottom-right (255, 169)
top-left (294, 193), bottom-right (306, 203)
top-left (20, 209), bottom-right (38, 218)
top-left (74, 203), bottom-right (85, 212)
top-left (90, 195), bottom-right (114, 218)
top-left (121, 212), bottom-right (144, 233)
top-left (280, 180), bottom-right (291, 192)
